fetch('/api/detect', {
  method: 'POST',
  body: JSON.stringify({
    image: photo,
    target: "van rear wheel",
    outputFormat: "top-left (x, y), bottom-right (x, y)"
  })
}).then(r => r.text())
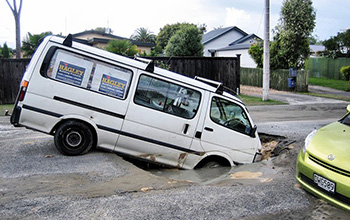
top-left (54, 121), bottom-right (94, 156)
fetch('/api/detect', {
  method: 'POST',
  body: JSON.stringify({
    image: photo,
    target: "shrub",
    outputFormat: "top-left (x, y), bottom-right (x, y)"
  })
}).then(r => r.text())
top-left (340, 65), bottom-right (350, 81)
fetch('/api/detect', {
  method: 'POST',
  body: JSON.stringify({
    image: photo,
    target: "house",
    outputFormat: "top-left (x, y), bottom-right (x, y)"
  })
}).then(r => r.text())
top-left (309, 44), bottom-right (326, 57)
top-left (72, 30), bottom-right (155, 54)
top-left (202, 26), bottom-right (261, 68)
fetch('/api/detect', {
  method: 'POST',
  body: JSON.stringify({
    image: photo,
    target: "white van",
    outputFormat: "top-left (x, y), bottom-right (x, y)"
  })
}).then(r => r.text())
top-left (11, 35), bottom-right (262, 169)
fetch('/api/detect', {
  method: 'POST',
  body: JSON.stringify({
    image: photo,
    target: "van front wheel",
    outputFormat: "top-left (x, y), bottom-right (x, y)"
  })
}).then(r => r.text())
top-left (54, 121), bottom-right (94, 156)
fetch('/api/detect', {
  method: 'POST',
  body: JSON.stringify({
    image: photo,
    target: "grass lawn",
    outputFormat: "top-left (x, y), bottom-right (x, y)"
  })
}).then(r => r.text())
top-left (0, 104), bottom-right (13, 116)
top-left (309, 77), bottom-right (350, 91)
top-left (239, 95), bottom-right (286, 106)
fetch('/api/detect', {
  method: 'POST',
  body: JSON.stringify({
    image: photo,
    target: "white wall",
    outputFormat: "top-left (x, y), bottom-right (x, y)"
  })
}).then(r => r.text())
top-left (216, 49), bottom-right (257, 68)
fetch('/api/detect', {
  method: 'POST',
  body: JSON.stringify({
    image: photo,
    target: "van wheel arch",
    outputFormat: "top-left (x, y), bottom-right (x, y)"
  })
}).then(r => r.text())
top-left (52, 119), bottom-right (97, 155)
top-left (194, 155), bottom-right (231, 169)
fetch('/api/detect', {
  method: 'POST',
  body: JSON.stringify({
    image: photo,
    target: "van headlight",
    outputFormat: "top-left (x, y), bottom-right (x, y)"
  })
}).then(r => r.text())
top-left (303, 129), bottom-right (317, 153)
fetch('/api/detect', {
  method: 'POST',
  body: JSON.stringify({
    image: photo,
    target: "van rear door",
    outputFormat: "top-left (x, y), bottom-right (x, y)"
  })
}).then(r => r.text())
top-left (116, 73), bottom-right (203, 168)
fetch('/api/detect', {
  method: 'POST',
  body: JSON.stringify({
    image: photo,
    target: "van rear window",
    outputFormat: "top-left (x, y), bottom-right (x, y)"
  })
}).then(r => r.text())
top-left (46, 49), bottom-right (132, 99)
top-left (135, 75), bottom-right (201, 119)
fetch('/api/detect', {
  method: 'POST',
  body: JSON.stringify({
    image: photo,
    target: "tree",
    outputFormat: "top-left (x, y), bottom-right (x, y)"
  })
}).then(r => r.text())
top-left (156, 23), bottom-right (205, 51)
top-left (2, 43), bottom-right (11, 58)
top-left (248, 40), bottom-right (264, 68)
top-left (270, 0), bottom-right (316, 69)
top-left (105, 39), bottom-right (138, 56)
top-left (309, 34), bottom-right (321, 45)
top-left (156, 23), bottom-right (184, 50)
top-left (131, 27), bottom-right (156, 43)
top-left (323, 29), bottom-right (350, 58)
top-left (22, 32), bottom-right (52, 57)
top-left (6, 0), bottom-right (23, 59)
top-left (165, 25), bottom-right (203, 56)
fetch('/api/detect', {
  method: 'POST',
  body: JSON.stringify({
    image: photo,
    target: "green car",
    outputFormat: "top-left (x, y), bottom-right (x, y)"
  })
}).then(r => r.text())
top-left (296, 104), bottom-right (350, 211)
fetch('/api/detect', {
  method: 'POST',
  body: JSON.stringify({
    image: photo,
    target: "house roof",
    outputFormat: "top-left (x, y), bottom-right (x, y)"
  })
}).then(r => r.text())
top-left (202, 26), bottom-right (248, 45)
top-left (215, 44), bottom-right (252, 52)
top-left (73, 30), bottom-right (126, 40)
top-left (229, 34), bottom-right (261, 46)
top-left (72, 30), bottom-right (155, 48)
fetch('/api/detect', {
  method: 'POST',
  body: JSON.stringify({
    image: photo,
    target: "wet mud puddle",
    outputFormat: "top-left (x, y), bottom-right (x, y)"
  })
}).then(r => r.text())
top-left (127, 133), bottom-right (296, 185)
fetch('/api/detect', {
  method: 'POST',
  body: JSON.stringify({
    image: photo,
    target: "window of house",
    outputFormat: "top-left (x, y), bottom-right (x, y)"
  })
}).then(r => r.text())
top-left (134, 74), bottom-right (201, 119)
top-left (210, 97), bottom-right (252, 135)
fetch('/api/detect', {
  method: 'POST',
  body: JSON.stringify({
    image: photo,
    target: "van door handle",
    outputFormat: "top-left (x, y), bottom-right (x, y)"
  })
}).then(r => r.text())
top-left (183, 124), bottom-right (189, 134)
top-left (204, 127), bottom-right (214, 132)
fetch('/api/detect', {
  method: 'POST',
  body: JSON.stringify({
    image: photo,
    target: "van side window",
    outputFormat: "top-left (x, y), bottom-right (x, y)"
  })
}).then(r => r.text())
top-left (210, 97), bottom-right (252, 135)
top-left (46, 49), bottom-right (132, 99)
top-left (135, 75), bottom-right (201, 119)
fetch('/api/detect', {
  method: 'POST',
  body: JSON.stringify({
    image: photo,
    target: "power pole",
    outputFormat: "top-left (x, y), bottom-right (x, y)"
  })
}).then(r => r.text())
top-left (262, 0), bottom-right (270, 101)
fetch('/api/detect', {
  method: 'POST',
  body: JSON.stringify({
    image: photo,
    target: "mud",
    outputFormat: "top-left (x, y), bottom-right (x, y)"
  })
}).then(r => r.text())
top-left (1, 110), bottom-right (350, 219)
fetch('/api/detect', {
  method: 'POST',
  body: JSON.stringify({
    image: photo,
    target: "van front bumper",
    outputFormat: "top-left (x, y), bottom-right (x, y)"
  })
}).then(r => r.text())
top-left (253, 151), bottom-right (262, 162)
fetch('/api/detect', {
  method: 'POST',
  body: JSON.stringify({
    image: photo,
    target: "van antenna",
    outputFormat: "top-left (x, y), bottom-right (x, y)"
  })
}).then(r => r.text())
top-left (63, 34), bottom-right (73, 47)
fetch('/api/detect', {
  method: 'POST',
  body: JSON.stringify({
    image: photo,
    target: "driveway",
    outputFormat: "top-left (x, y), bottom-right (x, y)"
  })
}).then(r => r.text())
top-left (241, 85), bottom-right (348, 105)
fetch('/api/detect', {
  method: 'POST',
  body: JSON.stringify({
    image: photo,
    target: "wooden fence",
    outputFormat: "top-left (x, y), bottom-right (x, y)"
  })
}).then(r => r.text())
top-left (241, 67), bottom-right (309, 92)
top-left (147, 56), bottom-right (240, 93)
top-left (0, 57), bottom-right (240, 104)
top-left (0, 58), bottom-right (30, 104)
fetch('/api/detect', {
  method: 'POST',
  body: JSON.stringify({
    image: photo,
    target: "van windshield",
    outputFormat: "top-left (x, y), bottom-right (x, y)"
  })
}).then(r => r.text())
top-left (210, 97), bottom-right (252, 135)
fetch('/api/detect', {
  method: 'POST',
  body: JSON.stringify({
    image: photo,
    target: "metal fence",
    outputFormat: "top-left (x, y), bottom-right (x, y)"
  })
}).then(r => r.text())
top-left (305, 57), bottom-right (350, 80)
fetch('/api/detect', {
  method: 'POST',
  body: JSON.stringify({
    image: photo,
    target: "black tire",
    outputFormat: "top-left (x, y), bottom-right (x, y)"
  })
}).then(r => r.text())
top-left (54, 121), bottom-right (94, 156)
top-left (202, 160), bottom-right (222, 169)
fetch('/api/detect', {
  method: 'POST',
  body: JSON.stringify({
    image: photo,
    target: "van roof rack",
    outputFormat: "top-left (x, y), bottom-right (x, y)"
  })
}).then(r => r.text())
top-left (194, 76), bottom-right (224, 94)
top-left (134, 56), bottom-right (154, 73)
top-left (63, 34), bottom-right (73, 47)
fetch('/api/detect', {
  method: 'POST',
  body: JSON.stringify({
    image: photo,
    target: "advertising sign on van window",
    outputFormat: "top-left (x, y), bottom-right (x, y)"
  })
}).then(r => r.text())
top-left (56, 61), bottom-right (86, 86)
top-left (49, 50), bottom-right (93, 88)
top-left (90, 63), bottom-right (131, 99)
top-left (99, 74), bottom-right (127, 98)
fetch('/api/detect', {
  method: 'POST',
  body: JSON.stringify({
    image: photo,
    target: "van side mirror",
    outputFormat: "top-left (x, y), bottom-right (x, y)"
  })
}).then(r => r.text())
top-left (347, 104), bottom-right (350, 113)
top-left (250, 125), bottom-right (257, 138)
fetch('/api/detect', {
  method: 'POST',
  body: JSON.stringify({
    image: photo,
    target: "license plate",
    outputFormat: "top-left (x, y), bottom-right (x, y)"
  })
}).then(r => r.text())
top-left (313, 173), bottom-right (335, 193)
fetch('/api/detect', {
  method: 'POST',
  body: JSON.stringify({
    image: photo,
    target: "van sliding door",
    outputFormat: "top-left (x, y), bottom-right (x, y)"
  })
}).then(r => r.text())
top-left (117, 73), bottom-right (203, 168)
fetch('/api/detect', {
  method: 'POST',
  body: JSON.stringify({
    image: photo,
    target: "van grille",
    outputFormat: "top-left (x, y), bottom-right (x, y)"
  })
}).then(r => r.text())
top-left (300, 174), bottom-right (350, 206)
top-left (309, 154), bottom-right (350, 178)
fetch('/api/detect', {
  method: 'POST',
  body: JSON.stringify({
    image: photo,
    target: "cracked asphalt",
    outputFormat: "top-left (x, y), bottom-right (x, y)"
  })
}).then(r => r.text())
top-left (0, 101), bottom-right (349, 219)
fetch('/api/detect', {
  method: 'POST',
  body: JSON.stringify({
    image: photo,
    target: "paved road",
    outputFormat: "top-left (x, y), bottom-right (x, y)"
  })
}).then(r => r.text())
top-left (1, 101), bottom-right (349, 219)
